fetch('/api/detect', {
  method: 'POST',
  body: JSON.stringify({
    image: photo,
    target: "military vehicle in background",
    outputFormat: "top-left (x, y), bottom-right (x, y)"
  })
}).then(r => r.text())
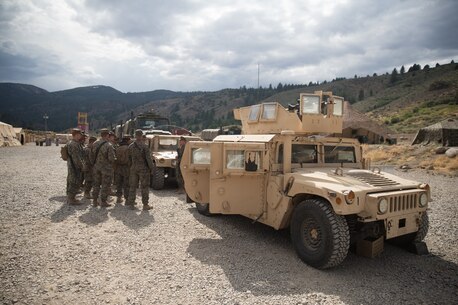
top-left (115, 110), bottom-right (192, 138)
top-left (180, 91), bottom-right (430, 269)
top-left (146, 134), bottom-right (201, 189)
top-left (200, 125), bottom-right (242, 141)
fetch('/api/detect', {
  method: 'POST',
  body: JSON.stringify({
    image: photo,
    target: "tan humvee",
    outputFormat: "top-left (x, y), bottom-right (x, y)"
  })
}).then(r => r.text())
top-left (180, 91), bottom-right (430, 269)
top-left (146, 134), bottom-right (201, 189)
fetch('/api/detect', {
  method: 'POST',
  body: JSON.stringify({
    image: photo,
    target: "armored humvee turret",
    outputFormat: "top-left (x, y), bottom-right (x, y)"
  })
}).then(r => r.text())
top-left (180, 91), bottom-right (430, 269)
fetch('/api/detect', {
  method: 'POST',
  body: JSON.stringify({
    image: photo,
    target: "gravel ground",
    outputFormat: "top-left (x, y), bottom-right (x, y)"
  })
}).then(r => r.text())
top-left (0, 144), bottom-right (457, 305)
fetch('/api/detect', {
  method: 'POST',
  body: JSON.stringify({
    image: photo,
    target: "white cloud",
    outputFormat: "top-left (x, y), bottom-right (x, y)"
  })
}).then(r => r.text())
top-left (0, 0), bottom-right (457, 92)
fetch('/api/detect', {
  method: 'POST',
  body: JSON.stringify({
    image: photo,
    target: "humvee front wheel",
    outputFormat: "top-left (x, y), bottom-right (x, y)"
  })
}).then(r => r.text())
top-left (290, 199), bottom-right (350, 269)
top-left (196, 203), bottom-right (212, 216)
top-left (151, 166), bottom-right (165, 190)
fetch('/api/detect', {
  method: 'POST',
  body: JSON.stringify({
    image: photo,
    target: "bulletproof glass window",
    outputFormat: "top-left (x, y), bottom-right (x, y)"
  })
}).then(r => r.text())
top-left (191, 147), bottom-right (211, 164)
top-left (333, 97), bottom-right (343, 116)
top-left (324, 146), bottom-right (356, 163)
top-left (301, 95), bottom-right (320, 114)
top-left (249, 105), bottom-right (261, 121)
top-left (292, 144), bottom-right (318, 163)
top-left (245, 151), bottom-right (261, 171)
top-left (158, 138), bottom-right (178, 151)
top-left (261, 103), bottom-right (277, 120)
top-left (226, 150), bottom-right (245, 169)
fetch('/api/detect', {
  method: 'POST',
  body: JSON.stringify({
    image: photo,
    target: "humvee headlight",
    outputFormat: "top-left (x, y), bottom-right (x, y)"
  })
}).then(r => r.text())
top-left (378, 198), bottom-right (388, 214)
top-left (419, 193), bottom-right (428, 207)
top-left (343, 190), bottom-right (355, 204)
top-left (171, 160), bottom-right (177, 167)
top-left (159, 158), bottom-right (165, 163)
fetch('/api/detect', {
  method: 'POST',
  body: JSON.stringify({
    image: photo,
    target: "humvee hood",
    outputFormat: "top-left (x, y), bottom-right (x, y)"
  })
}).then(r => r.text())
top-left (292, 168), bottom-right (421, 193)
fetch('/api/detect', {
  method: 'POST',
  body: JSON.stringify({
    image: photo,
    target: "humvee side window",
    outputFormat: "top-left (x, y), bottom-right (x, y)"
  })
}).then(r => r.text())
top-left (226, 150), bottom-right (245, 169)
top-left (333, 97), bottom-right (343, 116)
top-left (191, 147), bottom-right (211, 164)
top-left (292, 144), bottom-right (317, 163)
top-left (324, 146), bottom-right (356, 163)
top-left (249, 105), bottom-right (261, 121)
top-left (245, 151), bottom-right (260, 171)
top-left (302, 95), bottom-right (320, 114)
top-left (261, 103), bottom-right (277, 120)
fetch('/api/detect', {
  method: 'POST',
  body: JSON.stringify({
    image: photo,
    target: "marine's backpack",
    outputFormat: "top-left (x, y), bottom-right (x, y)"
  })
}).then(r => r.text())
top-left (60, 144), bottom-right (69, 161)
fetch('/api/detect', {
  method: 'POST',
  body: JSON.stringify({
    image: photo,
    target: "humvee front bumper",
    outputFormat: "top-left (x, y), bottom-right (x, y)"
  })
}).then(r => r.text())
top-left (361, 189), bottom-right (428, 239)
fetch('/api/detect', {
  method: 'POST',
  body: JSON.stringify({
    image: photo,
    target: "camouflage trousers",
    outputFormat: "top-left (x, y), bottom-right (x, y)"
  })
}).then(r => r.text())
top-left (92, 167), bottom-right (113, 202)
top-left (115, 165), bottom-right (129, 200)
top-left (127, 168), bottom-right (150, 205)
top-left (67, 167), bottom-right (83, 196)
top-left (83, 169), bottom-right (94, 194)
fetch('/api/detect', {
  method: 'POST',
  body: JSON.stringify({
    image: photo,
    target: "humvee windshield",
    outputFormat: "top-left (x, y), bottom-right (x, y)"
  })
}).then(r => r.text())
top-left (324, 146), bottom-right (355, 163)
top-left (278, 144), bottom-right (318, 163)
top-left (137, 118), bottom-right (169, 129)
top-left (158, 138), bottom-right (178, 151)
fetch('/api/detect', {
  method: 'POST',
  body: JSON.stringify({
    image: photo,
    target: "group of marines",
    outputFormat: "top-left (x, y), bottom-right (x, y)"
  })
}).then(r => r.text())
top-left (66, 128), bottom-right (154, 210)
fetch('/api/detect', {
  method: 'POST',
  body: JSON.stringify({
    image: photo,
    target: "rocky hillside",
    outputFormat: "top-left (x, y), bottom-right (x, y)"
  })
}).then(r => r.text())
top-left (1, 62), bottom-right (456, 133)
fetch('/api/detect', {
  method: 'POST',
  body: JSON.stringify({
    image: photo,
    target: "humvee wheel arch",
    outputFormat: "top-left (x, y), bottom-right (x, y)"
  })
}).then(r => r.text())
top-left (290, 198), bottom-right (350, 269)
top-left (151, 165), bottom-right (165, 190)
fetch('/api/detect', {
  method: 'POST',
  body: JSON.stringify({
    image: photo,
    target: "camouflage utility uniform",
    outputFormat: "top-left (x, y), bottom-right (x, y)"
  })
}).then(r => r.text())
top-left (127, 140), bottom-right (153, 207)
top-left (115, 144), bottom-right (130, 201)
top-left (83, 145), bottom-right (93, 197)
top-left (66, 139), bottom-right (85, 196)
top-left (91, 139), bottom-right (116, 205)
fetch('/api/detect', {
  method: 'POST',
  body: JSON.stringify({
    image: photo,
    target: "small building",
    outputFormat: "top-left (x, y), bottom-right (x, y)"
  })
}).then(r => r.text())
top-left (412, 118), bottom-right (458, 146)
top-left (341, 102), bottom-right (393, 144)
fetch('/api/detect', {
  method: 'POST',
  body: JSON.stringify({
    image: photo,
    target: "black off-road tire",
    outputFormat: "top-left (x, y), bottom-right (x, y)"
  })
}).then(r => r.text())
top-left (290, 198), bottom-right (350, 269)
top-left (391, 212), bottom-right (429, 245)
top-left (196, 203), bottom-right (212, 216)
top-left (151, 166), bottom-right (165, 190)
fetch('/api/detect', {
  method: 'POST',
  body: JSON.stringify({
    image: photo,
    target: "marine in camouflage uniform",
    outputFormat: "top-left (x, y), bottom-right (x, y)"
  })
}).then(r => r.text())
top-left (83, 136), bottom-right (97, 199)
top-left (66, 129), bottom-right (85, 205)
top-left (115, 135), bottom-right (131, 203)
top-left (127, 129), bottom-right (153, 210)
top-left (90, 129), bottom-right (116, 207)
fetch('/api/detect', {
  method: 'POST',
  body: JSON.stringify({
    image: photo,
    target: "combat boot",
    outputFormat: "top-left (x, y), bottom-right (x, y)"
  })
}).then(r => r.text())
top-left (67, 194), bottom-right (82, 205)
top-left (84, 191), bottom-right (93, 199)
top-left (143, 204), bottom-right (153, 211)
top-left (100, 201), bottom-right (112, 208)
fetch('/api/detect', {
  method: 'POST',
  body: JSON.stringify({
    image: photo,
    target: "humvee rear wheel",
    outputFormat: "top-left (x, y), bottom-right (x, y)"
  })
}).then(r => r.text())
top-left (151, 166), bottom-right (165, 190)
top-left (290, 199), bottom-right (350, 269)
top-left (196, 203), bottom-right (212, 216)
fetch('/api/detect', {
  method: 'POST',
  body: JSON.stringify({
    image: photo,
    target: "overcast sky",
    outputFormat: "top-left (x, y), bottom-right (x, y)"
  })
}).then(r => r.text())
top-left (1, 0), bottom-right (457, 92)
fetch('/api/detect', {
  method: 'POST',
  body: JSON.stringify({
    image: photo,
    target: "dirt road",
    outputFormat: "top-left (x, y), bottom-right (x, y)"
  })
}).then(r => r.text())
top-left (0, 145), bottom-right (457, 305)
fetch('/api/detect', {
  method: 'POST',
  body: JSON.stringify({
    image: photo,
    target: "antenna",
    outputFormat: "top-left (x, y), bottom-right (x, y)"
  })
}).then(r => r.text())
top-left (257, 63), bottom-right (260, 103)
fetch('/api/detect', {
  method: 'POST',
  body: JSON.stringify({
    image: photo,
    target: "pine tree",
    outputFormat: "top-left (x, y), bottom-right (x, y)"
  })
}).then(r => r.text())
top-left (358, 89), bottom-right (365, 101)
top-left (400, 65), bottom-right (405, 74)
top-left (390, 68), bottom-right (398, 84)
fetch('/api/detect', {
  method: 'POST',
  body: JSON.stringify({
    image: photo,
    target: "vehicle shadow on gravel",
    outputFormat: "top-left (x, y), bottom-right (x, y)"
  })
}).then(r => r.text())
top-left (109, 203), bottom-right (154, 230)
top-left (186, 208), bottom-right (458, 305)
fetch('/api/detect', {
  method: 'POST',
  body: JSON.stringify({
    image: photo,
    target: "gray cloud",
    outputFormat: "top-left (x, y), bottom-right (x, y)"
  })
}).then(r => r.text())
top-left (0, 0), bottom-right (457, 92)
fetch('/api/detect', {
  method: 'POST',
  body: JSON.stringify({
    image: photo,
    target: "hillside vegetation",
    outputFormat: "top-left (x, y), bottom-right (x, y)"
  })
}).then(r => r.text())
top-left (0, 62), bottom-right (456, 133)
